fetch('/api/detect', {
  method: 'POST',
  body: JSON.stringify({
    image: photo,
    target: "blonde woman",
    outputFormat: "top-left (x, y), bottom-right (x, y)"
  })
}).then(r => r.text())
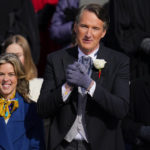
top-left (2, 35), bottom-right (43, 102)
top-left (0, 53), bottom-right (45, 150)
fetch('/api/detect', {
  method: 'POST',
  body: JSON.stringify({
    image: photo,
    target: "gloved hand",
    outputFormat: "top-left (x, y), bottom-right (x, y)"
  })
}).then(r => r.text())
top-left (139, 126), bottom-right (150, 142)
top-left (64, 7), bottom-right (78, 22)
top-left (66, 62), bottom-right (92, 90)
top-left (140, 38), bottom-right (150, 55)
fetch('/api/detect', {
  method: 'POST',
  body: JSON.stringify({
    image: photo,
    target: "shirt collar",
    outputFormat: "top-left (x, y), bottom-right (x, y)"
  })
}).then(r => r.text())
top-left (78, 47), bottom-right (99, 61)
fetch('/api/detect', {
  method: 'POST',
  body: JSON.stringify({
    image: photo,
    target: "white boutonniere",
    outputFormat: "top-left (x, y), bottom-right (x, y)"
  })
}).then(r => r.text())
top-left (93, 59), bottom-right (107, 78)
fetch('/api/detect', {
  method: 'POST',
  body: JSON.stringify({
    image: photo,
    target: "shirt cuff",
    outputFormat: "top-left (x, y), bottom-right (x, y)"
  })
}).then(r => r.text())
top-left (62, 83), bottom-right (73, 102)
top-left (87, 81), bottom-right (96, 97)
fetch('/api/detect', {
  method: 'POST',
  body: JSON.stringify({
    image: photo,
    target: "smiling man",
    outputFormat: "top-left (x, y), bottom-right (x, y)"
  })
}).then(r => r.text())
top-left (38, 3), bottom-right (129, 150)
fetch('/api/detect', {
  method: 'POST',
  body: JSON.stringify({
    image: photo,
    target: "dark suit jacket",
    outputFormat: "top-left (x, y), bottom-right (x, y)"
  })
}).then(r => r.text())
top-left (0, 92), bottom-right (45, 150)
top-left (37, 44), bottom-right (129, 150)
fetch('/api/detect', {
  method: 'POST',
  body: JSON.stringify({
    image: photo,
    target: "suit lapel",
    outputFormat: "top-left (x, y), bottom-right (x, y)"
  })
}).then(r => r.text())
top-left (62, 46), bottom-right (78, 70)
top-left (91, 45), bottom-right (108, 86)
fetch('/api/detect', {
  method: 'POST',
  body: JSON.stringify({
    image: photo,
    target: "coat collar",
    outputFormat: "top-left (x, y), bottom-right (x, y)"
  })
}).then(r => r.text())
top-left (7, 92), bottom-right (25, 122)
top-left (62, 44), bottom-right (108, 68)
top-left (62, 44), bottom-right (110, 82)
top-left (62, 46), bottom-right (78, 70)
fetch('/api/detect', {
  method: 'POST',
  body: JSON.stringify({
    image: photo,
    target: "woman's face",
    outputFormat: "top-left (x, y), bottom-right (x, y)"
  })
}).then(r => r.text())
top-left (0, 63), bottom-right (17, 99)
top-left (6, 43), bottom-right (25, 65)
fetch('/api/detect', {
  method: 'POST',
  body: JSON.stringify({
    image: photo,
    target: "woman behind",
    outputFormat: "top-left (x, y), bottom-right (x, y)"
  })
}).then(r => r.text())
top-left (2, 35), bottom-right (43, 102)
top-left (0, 53), bottom-right (45, 150)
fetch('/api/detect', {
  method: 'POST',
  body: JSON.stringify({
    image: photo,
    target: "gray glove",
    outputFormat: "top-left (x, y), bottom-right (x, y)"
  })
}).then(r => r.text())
top-left (66, 62), bottom-right (92, 90)
top-left (140, 38), bottom-right (150, 55)
top-left (139, 126), bottom-right (150, 142)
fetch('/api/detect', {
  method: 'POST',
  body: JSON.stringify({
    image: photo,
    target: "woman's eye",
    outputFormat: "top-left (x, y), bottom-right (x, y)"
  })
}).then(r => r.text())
top-left (9, 73), bottom-right (16, 76)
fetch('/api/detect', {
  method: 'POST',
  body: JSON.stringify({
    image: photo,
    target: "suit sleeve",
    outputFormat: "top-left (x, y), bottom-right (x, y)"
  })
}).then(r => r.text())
top-left (37, 54), bottom-right (65, 118)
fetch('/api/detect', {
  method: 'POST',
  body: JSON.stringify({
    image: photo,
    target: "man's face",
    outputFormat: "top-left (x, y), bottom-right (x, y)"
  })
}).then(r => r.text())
top-left (74, 10), bottom-right (106, 54)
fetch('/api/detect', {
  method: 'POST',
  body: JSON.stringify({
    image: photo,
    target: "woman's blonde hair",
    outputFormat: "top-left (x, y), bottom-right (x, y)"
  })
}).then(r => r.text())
top-left (0, 53), bottom-right (30, 102)
top-left (2, 35), bottom-right (37, 80)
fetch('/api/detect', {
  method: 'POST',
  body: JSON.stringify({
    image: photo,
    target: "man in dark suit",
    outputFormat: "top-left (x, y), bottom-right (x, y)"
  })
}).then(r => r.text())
top-left (37, 3), bottom-right (129, 150)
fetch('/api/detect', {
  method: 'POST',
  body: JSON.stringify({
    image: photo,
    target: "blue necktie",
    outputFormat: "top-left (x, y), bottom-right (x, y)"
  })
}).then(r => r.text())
top-left (79, 56), bottom-right (93, 93)
top-left (80, 56), bottom-right (93, 75)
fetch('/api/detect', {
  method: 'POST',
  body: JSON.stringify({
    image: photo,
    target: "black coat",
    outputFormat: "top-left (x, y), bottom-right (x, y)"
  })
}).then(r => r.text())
top-left (105, 0), bottom-right (150, 80)
top-left (0, 0), bottom-right (40, 64)
top-left (37, 45), bottom-right (129, 150)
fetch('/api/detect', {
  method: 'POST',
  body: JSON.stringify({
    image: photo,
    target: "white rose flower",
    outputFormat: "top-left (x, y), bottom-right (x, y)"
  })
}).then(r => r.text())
top-left (93, 59), bottom-right (107, 70)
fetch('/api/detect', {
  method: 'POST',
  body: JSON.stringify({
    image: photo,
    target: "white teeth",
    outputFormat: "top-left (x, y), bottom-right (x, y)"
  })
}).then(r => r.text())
top-left (3, 85), bottom-right (10, 88)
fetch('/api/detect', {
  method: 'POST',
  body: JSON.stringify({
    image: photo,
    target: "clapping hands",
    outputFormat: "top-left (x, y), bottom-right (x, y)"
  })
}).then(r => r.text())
top-left (66, 62), bottom-right (92, 90)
